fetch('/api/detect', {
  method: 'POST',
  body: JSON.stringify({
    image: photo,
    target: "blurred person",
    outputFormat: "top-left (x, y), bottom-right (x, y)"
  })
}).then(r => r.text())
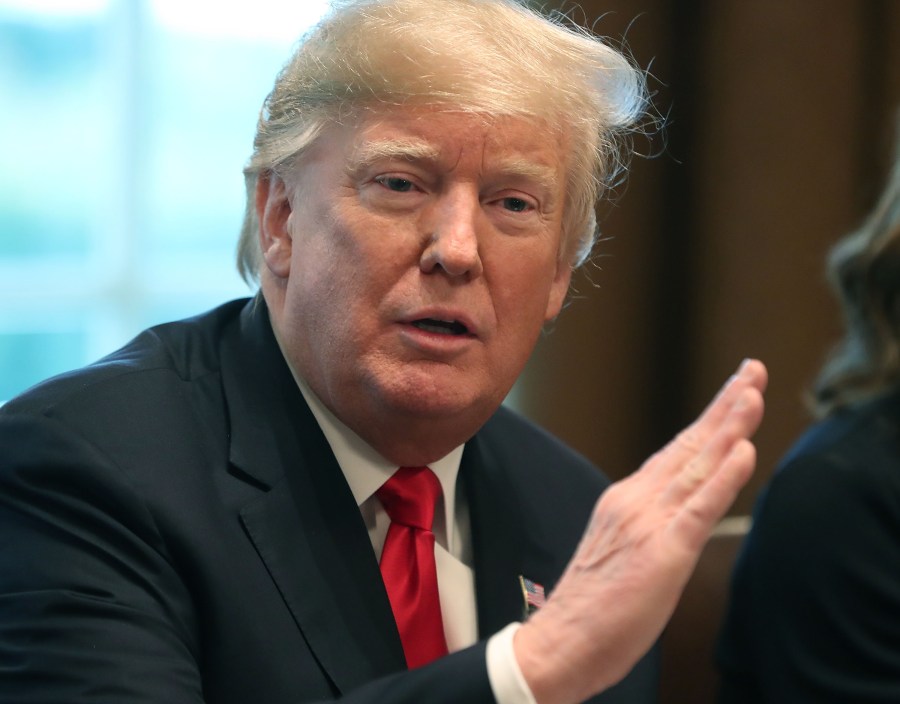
top-left (0, 1), bottom-right (766, 703)
top-left (717, 118), bottom-right (900, 703)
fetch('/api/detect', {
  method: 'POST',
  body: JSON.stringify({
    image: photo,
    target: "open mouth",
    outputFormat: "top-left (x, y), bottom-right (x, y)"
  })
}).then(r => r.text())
top-left (411, 318), bottom-right (469, 336)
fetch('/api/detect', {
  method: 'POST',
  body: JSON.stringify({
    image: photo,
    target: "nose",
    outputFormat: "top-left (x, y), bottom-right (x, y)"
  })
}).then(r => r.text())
top-left (419, 189), bottom-right (484, 279)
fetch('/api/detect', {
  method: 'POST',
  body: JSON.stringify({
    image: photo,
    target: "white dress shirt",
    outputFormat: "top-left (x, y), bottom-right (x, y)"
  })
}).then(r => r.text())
top-left (291, 373), bottom-right (536, 704)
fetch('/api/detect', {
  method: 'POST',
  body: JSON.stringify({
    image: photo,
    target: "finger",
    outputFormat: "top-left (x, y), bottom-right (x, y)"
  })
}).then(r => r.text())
top-left (661, 383), bottom-right (764, 503)
top-left (646, 359), bottom-right (767, 482)
top-left (682, 359), bottom-right (767, 451)
top-left (668, 437), bottom-right (758, 552)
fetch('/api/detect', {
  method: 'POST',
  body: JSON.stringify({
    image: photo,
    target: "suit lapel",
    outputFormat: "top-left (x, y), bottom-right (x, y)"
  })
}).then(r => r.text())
top-left (220, 300), bottom-right (405, 693)
top-left (460, 434), bottom-right (530, 638)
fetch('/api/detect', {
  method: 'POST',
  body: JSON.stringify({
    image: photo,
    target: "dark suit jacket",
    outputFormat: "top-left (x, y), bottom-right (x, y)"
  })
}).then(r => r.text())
top-left (0, 298), bottom-right (657, 703)
top-left (716, 389), bottom-right (900, 703)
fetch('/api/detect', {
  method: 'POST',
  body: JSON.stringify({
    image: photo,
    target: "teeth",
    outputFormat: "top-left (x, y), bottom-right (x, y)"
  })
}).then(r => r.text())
top-left (412, 319), bottom-right (468, 335)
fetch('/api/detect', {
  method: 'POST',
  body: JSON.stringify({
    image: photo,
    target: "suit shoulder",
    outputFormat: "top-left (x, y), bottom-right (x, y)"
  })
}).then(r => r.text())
top-left (2, 299), bottom-right (248, 420)
top-left (766, 391), bottom-right (900, 518)
top-left (738, 391), bottom-right (900, 596)
top-left (478, 404), bottom-right (610, 491)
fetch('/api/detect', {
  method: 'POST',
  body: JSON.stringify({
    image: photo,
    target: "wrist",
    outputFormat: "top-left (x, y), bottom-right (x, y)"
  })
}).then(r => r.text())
top-left (513, 610), bottom-right (588, 704)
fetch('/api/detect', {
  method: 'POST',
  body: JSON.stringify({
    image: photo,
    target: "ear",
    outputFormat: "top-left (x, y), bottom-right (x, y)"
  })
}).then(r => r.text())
top-left (256, 171), bottom-right (294, 279)
top-left (544, 260), bottom-right (573, 322)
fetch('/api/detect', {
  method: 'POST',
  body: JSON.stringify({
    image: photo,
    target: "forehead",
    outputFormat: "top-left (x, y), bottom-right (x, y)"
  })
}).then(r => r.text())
top-left (341, 107), bottom-right (570, 182)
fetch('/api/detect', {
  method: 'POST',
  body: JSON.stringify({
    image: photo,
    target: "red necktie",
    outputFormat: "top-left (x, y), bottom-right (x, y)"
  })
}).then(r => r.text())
top-left (376, 466), bottom-right (449, 668)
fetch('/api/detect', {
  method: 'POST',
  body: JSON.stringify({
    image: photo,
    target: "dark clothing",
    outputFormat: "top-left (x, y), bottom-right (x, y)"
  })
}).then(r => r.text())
top-left (0, 298), bottom-right (657, 703)
top-left (717, 390), bottom-right (900, 703)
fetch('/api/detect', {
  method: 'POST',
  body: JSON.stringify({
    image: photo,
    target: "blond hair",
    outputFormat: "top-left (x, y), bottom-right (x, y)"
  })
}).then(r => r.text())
top-left (237, 0), bottom-right (649, 283)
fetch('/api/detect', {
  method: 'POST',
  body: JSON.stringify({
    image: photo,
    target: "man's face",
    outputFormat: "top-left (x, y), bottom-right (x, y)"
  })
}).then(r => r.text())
top-left (259, 107), bottom-right (572, 460)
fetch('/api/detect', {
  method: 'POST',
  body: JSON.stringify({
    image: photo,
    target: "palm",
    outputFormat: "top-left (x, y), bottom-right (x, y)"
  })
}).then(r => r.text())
top-left (516, 359), bottom-right (767, 704)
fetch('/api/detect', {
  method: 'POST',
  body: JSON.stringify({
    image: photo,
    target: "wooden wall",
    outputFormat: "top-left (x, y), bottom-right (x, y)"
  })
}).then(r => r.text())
top-left (514, 0), bottom-right (900, 517)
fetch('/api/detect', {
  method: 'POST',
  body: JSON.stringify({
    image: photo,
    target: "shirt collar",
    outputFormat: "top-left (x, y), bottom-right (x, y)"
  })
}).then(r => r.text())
top-left (291, 370), bottom-right (464, 548)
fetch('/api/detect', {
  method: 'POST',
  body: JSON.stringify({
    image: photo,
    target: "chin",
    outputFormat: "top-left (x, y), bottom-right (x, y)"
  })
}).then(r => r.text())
top-left (375, 377), bottom-right (499, 421)
top-left (386, 390), bottom-right (481, 419)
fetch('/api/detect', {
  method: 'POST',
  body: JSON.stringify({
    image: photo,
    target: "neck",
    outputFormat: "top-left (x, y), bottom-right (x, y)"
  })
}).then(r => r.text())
top-left (351, 410), bottom-right (485, 467)
top-left (289, 354), bottom-right (489, 466)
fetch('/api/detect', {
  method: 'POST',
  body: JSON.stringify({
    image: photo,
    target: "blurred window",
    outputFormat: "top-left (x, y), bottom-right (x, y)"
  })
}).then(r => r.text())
top-left (0, 0), bottom-right (327, 401)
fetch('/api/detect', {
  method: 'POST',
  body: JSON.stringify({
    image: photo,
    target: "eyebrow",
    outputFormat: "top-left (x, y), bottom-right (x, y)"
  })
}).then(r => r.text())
top-left (349, 139), bottom-right (441, 171)
top-left (492, 157), bottom-right (561, 193)
top-left (348, 139), bottom-right (561, 197)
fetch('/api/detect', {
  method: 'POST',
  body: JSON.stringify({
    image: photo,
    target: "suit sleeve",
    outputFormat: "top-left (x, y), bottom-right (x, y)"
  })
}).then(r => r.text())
top-left (716, 452), bottom-right (900, 704)
top-left (0, 413), bottom-right (504, 704)
top-left (0, 413), bottom-right (206, 703)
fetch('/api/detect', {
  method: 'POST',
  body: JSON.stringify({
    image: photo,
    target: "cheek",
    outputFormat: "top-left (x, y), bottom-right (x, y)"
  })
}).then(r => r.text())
top-left (285, 238), bottom-right (391, 349)
top-left (282, 230), bottom-right (353, 340)
top-left (289, 211), bottom-right (366, 299)
top-left (489, 245), bottom-right (563, 321)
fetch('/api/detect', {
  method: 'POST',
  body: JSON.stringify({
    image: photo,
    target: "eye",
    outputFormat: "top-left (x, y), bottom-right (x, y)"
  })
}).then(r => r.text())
top-left (501, 197), bottom-right (531, 212)
top-left (375, 176), bottom-right (416, 192)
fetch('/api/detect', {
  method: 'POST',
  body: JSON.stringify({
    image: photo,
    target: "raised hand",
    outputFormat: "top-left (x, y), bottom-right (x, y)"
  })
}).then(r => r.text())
top-left (515, 359), bottom-right (768, 704)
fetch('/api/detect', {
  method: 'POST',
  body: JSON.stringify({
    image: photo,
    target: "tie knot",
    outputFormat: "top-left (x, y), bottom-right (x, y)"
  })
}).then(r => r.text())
top-left (376, 466), bottom-right (442, 531)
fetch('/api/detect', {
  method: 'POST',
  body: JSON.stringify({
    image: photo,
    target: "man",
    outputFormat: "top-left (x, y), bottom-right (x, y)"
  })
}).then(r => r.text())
top-left (0, 1), bottom-right (767, 702)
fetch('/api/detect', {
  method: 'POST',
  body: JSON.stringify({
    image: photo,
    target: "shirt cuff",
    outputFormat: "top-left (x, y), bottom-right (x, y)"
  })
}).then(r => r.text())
top-left (486, 622), bottom-right (538, 704)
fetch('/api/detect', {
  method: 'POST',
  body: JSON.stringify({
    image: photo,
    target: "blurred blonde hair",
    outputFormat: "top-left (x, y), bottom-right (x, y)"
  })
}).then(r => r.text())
top-left (236, 0), bottom-right (649, 283)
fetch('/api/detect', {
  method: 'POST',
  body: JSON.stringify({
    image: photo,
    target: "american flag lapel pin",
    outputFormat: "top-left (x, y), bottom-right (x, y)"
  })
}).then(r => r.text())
top-left (518, 575), bottom-right (546, 619)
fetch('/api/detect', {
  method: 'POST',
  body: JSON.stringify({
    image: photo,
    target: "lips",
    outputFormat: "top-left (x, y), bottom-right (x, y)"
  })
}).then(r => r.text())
top-left (411, 318), bottom-right (469, 335)
top-left (401, 308), bottom-right (478, 339)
